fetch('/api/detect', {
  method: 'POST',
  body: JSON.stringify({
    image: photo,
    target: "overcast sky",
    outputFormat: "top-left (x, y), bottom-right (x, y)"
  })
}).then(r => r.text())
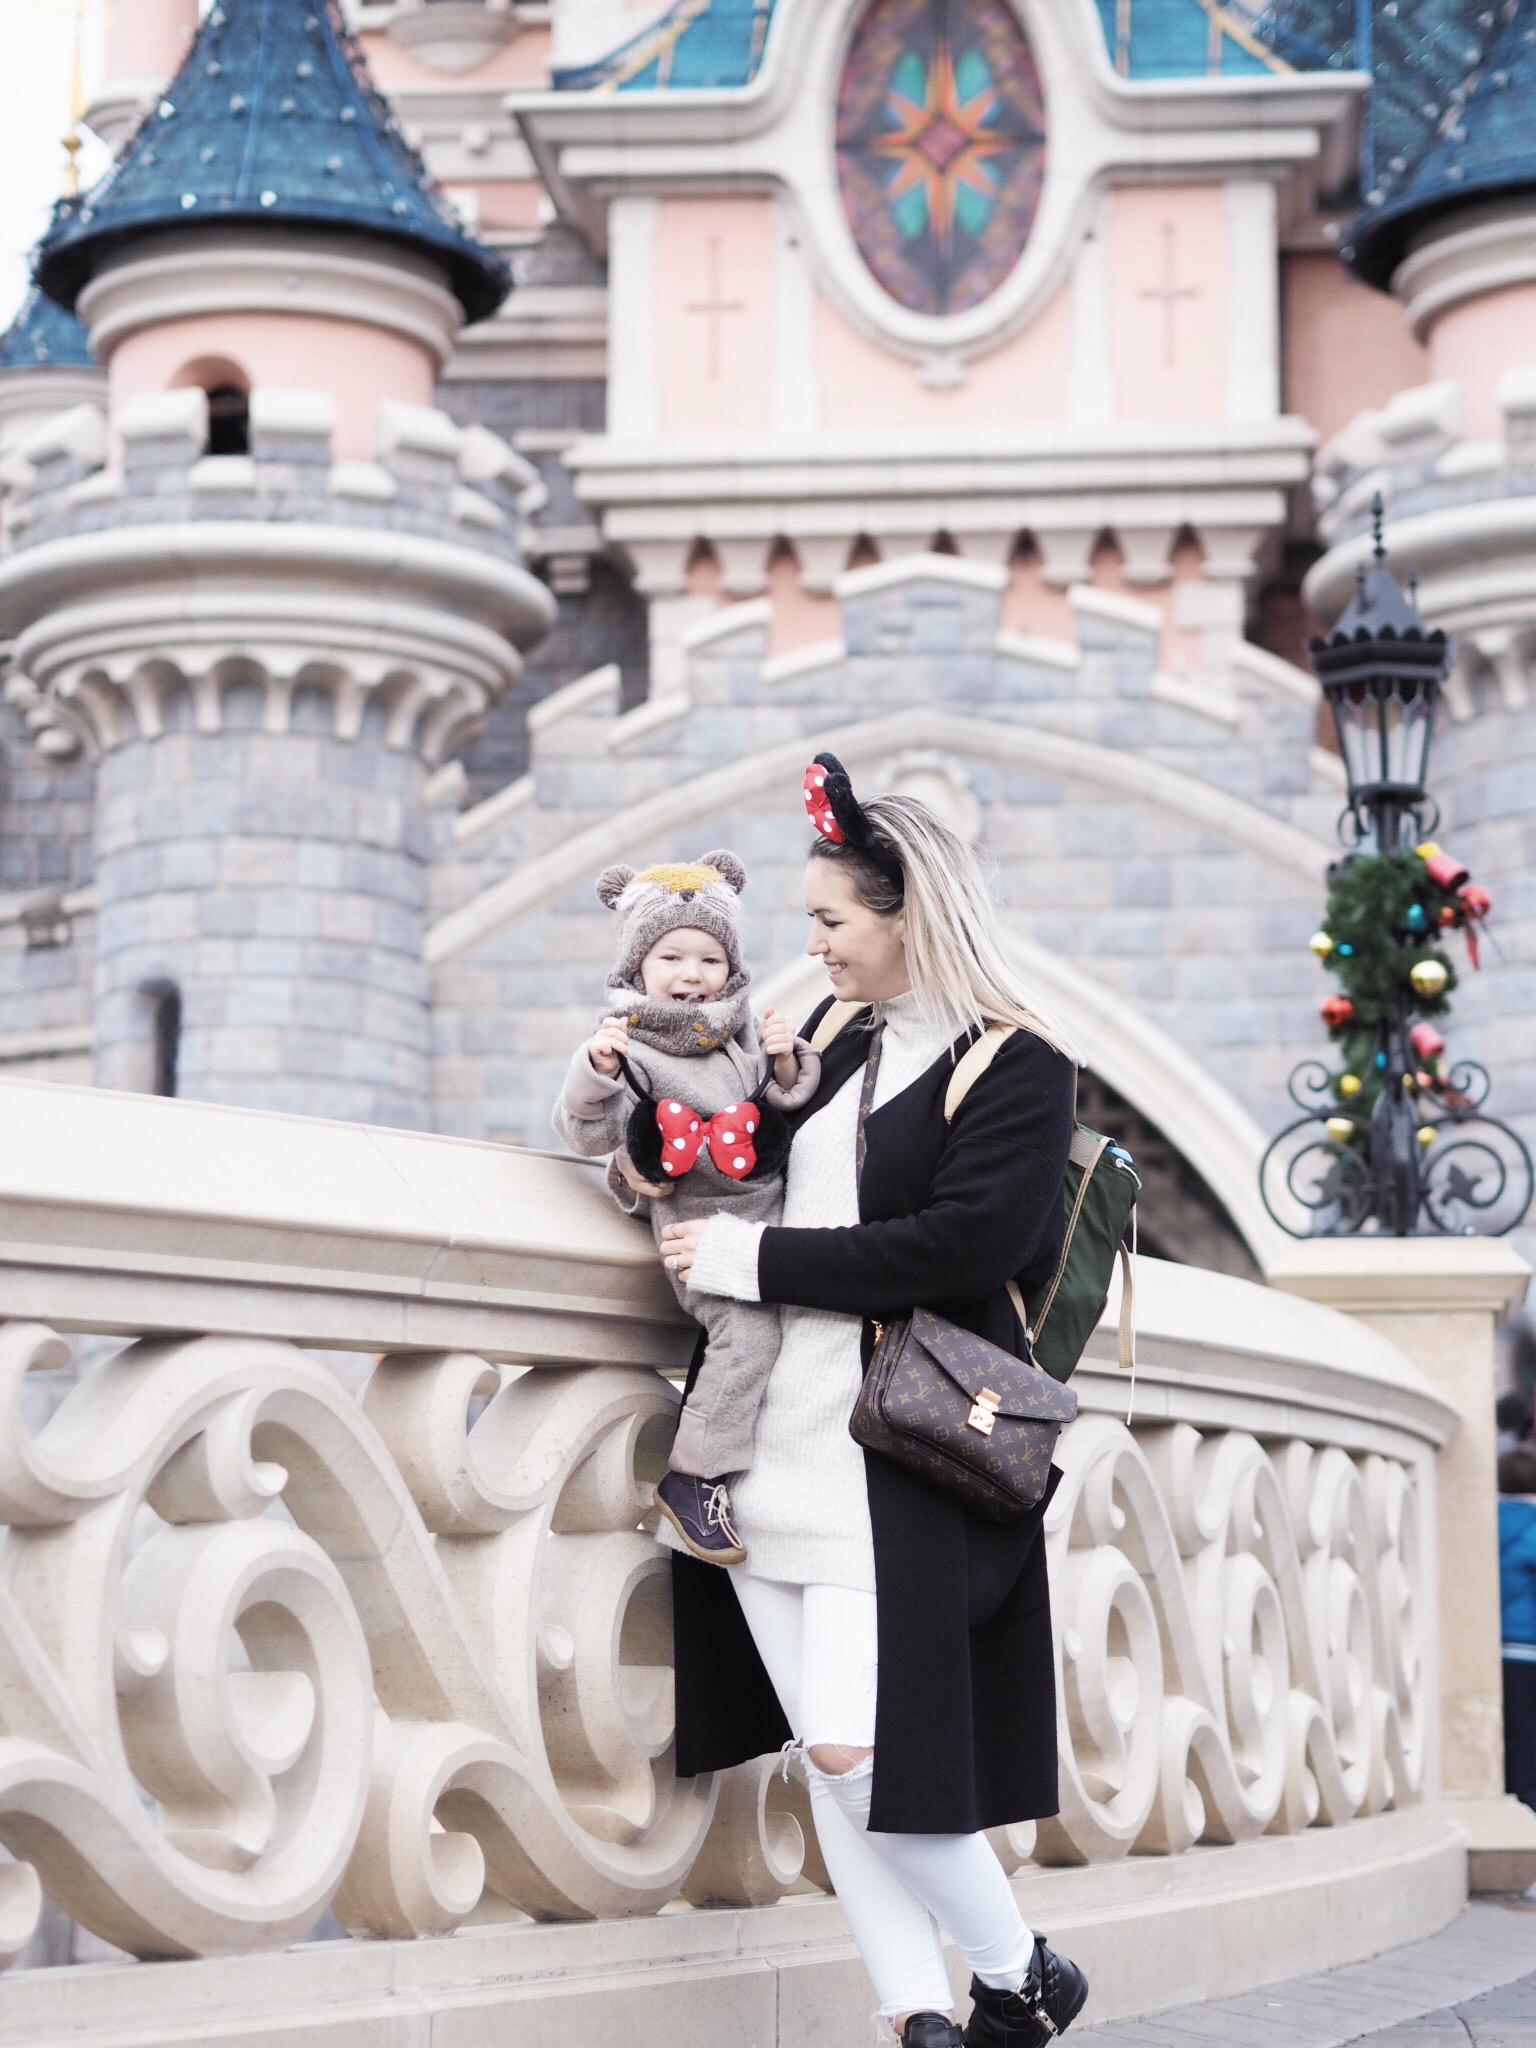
top-left (0, 0), bottom-right (108, 331)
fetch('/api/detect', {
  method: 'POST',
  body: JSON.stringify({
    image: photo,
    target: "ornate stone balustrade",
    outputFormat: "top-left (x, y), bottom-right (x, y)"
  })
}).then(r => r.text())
top-left (0, 1075), bottom-right (1465, 2040)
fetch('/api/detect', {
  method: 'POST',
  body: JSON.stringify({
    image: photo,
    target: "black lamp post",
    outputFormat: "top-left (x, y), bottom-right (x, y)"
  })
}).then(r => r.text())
top-left (1310, 497), bottom-right (1448, 852)
top-left (1260, 500), bottom-right (1533, 1238)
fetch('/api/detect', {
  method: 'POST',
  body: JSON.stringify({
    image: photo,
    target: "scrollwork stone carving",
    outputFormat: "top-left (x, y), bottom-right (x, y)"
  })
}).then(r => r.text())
top-left (1036, 1416), bottom-right (1424, 1867)
top-left (0, 1325), bottom-right (725, 1961)
top-left (0, 1319), bottom-right (1434, 1969)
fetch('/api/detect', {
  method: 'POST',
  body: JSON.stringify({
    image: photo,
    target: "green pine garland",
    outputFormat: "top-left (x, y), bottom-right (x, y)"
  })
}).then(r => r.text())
top-left (1313, 849), bottom-right (1466, 1123)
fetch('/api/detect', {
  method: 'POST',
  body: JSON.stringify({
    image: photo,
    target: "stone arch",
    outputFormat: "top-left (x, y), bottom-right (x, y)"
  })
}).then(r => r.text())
top-left (425, 704), bottom-right (1332, 966)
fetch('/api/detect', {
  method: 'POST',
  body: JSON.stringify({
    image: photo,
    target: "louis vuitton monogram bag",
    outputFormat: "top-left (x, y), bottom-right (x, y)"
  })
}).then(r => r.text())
top-left (843, 1016), bottom-right (1078, 1524)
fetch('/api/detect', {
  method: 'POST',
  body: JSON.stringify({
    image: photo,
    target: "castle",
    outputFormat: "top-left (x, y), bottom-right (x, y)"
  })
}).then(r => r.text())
top-left (1, 0), bottom-right (1533, 1285)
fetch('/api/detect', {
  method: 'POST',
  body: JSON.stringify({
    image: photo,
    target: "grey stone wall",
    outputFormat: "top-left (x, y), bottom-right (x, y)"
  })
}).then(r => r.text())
top-left (449, 557), bottom-right (650, 805)
top-left (428, 572), bottom-right (1345, 1176)
top-left (1417, 685), bottom-right (1536, 1273)
top-left (94, 699), bottom-right (433, 1126)
top-left (0, 702), bottom-right (96, 1060)
top-left (0, 700), bottom-right (96, 895)
top-left (437, 373), bottom-right (650, 802)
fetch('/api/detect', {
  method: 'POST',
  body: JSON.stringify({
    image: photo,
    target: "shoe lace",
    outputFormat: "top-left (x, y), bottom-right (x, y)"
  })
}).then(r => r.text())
top-left (704, 1483), bottom-right (739, 1540)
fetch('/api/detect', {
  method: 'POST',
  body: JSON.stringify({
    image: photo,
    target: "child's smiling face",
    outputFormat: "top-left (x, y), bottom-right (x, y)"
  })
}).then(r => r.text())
top-left (639, 927), bottom-right (731, 1004)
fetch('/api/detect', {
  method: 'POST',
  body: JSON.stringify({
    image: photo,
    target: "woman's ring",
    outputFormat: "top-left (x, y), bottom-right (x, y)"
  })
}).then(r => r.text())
top-left (667, 1255), bottom-right (679, 1271)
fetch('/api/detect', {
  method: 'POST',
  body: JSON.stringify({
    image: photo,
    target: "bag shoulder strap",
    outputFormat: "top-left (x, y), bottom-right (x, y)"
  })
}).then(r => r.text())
top-left (943, 1022), bottom-right (1016, 1123)
top-left (809, 999), bottom-right (870, 1054)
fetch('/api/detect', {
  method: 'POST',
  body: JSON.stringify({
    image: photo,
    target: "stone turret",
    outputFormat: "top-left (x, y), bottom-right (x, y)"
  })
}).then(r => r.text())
top-left (0, 0), bottom-right (553, 1127)
top-left (0, 284), bottom-right (103, 463)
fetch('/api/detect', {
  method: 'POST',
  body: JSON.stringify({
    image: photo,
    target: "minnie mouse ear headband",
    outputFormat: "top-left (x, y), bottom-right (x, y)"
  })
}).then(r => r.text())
top-left (802, 753), bottom-right (904, 889)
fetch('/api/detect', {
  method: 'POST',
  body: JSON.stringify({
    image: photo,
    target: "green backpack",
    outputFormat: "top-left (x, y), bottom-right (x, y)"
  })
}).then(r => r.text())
top-left (811, 1005), bottom-right (1140, 1384)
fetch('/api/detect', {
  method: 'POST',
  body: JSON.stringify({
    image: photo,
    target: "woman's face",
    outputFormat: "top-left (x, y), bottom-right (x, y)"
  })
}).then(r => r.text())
top-left (804, 858), bottom-right (909, 1002)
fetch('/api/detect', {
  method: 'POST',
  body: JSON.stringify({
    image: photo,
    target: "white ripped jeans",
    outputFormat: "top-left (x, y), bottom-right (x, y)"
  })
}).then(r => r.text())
top-left (732, 1575), bottom-right (1035, 2021)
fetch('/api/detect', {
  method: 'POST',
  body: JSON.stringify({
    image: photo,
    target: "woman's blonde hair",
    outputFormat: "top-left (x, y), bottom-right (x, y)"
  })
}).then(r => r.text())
top-left (809, 793), bottom-right (1078, 1059)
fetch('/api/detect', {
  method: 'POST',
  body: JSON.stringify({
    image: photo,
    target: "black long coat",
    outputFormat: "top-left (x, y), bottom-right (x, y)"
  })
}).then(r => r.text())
top-left (670, 998), bottom-right (1076, 1834)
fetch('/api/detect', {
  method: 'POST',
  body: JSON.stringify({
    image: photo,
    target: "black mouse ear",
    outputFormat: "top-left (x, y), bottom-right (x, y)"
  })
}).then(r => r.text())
top-left (813, 753), bottom-right (869, 849)
top-left (625, 1098), bottom-right (667, 1184)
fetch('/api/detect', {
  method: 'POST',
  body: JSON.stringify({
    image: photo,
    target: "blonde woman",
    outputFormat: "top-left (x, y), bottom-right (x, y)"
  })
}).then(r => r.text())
top-left (654, 756), bottom-right (1088, 2048)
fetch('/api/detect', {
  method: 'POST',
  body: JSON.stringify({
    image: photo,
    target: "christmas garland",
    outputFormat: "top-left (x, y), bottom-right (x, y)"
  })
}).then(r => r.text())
top-left (1310, 841), bottom-right (1491, 1125)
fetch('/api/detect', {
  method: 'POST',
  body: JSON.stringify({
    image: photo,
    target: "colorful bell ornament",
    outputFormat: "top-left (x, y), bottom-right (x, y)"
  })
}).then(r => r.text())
top-left (1409, 1021), bottom-right (1446, 1062)
top-left (1421, 848), bottom-right (1469, 892)
top-left (1320, 993), bottom-right (1355, 1029)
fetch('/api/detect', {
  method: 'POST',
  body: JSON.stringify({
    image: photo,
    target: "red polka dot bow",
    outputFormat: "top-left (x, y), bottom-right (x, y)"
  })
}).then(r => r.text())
top-left (803, 761), bottom-right (843, 843)
top-left (655, 1097), bottom-right (761, 1180)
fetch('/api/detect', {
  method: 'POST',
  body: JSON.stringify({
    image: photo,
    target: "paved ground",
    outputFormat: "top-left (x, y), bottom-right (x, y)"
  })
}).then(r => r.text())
top-left (1081, 1896), bottom-right (1536, 2048)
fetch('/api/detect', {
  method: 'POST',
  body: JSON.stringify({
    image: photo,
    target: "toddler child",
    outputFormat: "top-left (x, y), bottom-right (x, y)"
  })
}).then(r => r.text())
top-left (553, 850), bottom-right (819, 1567)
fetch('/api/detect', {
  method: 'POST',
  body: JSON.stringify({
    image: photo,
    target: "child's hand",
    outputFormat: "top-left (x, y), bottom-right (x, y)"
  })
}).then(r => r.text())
top-left (760, 1008), bottom-right (794, 1060)
top-left (588, 1015), bottom-right (630, 1077)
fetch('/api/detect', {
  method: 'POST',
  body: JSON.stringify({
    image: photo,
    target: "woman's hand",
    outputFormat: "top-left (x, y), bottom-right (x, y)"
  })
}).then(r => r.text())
top-left (614, 1150), bottom-right (674, 1200)
top-left (587, 1015), bottom-right (630, 1078)
top-left (660, 1218), bottom-right (707, 1281)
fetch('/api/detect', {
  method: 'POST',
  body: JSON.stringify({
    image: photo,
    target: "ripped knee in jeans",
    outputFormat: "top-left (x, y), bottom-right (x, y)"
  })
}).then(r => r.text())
top-left (805, 1742), bottom-right (875, 1777)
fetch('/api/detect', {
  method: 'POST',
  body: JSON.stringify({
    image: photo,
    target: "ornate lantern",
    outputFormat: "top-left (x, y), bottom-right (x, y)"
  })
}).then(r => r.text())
top-left (1309, 497), bottom-right (1449, 851)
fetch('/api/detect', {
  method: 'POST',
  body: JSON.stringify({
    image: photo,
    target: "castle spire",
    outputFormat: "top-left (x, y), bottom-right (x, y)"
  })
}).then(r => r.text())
top-left (35, 0), bottom-right (508, 323)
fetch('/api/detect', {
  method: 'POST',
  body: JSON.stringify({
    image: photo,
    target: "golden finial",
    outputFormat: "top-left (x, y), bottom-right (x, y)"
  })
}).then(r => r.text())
top-left (62, 0), bottom-right (88, 196)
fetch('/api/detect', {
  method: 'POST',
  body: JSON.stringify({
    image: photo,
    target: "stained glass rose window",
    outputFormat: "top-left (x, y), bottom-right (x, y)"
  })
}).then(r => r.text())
top-left (835, 0), bottom-right (1047, 318)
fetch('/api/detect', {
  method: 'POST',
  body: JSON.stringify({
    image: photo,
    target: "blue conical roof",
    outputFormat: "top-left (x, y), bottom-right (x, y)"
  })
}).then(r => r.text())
top-left (0, 281), bottom-right (96, 372)
top-left (35, 0), bottom-right (509, 323)
top-left (1346, 1), bottom-right (1536, 288)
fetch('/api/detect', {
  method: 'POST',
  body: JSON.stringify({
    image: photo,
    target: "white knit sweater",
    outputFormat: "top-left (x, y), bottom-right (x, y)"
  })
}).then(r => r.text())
top-left (687, 994), bottom-right (958, 1590)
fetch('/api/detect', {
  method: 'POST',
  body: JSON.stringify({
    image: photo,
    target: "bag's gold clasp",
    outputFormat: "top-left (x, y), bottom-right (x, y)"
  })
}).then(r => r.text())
top-left (967, 1388), bottom-right (1001, 1436)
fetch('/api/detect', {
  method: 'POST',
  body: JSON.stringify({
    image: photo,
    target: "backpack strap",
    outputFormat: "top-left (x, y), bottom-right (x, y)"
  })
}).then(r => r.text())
top-left (809, 999), bottom-right (870, 1053)
top-left (1114, 1235), bottom-right (1136, 1374)
top-left (942, 1022), bottom-right (1016, 1122)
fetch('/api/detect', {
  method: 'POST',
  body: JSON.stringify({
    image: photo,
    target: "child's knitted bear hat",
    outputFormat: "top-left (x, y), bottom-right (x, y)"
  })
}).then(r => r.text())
top-left (596, 850), bottom-right (749, 987)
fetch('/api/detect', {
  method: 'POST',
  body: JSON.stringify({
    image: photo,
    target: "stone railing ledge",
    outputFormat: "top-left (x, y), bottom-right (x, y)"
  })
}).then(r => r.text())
top-left (1266, 1235), bottom-right (1531, 1321)
top-left (1085, 1255), bottom-right (1460, 1451)
top-left (0, 1076), bottom-right (688, 1365)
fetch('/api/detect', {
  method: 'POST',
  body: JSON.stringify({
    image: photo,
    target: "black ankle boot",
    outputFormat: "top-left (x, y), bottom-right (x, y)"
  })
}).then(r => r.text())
top-left (963, 1938), bottom-right (1089, 2048)
top-left (903, 2014), bottom-right (965, 2048)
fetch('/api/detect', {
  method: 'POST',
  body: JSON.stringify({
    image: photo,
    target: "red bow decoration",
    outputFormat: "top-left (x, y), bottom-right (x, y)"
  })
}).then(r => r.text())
top-left (803, 762), bottom-right (842, 843)
top-left (655, 1097), bottom-right (761, 1180)
top-left (1458, 882), bottom-right (1491, 969)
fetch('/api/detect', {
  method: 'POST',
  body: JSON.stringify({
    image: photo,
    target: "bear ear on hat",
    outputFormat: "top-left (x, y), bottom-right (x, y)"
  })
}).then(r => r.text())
top-left (595, 864), bottom-right (636, 910)
top-left (698, 849), bottom-right (747, 894)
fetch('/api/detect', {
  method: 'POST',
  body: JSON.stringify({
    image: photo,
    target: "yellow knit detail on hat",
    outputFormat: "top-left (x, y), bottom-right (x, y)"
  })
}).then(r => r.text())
top-left (635, 861), bottom-right (724, 895)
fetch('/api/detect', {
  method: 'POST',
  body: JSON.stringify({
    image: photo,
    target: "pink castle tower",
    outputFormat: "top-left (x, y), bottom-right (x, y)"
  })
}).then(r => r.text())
top-left (0, 0), bottom-right (552, 1124)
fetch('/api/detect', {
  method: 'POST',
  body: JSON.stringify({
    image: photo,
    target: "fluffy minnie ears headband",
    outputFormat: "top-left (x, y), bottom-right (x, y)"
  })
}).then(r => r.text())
top-left (802, 753), bottom-right (904, 887)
